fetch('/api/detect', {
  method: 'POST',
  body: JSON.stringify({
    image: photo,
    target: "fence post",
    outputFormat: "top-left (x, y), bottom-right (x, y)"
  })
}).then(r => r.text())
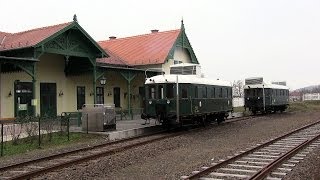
top-left (1, 123), bottom-right (3, 156)
top-left (38, 116), bottom-right (41, 148)
top-left (86, 113), bottom-right (89, 134)
top-left (67, 116), bottom-right (70, 141)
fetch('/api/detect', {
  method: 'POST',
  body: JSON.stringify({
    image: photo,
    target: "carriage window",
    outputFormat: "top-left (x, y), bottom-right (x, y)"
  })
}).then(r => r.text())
top-left (181, 86), bottom-right (188, 98)
top-left (202, 86), bottom-right (207, 98)
top-left (226, 88), bottom-right (228, 98)
top-left (211, 88), bottom-right (215, 98)
top-left (148, 85), bottom-right (156, 99)
top-left (166, 84), bottom-right (174, 99)
top-left (219, 88), bottom-right (222, 98)
top-left (195, 86), bottom-right (198, 98)
top-left (158, 85), bottom-right (164, 99)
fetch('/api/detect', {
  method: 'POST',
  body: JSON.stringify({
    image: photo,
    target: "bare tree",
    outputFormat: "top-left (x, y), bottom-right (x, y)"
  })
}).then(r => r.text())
top-left (232, 80), bottom-right (244, 97)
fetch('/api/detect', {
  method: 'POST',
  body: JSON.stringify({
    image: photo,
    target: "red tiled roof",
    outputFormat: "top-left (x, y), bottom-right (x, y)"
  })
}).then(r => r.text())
top-left (98, 29), bottom-right (181, 66)
top-left (97, 48), bottom-right (127, 66)
top-left (0, 22), bottom-right (72, 51)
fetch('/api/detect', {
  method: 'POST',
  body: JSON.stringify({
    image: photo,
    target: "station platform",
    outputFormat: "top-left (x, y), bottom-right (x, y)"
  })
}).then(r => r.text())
top-left (71, 118), bottom-right (163, 141)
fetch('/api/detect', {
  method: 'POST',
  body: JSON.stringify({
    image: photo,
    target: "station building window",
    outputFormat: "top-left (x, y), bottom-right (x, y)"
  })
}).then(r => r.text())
top-left (96, 87), bottom-right (104, 104)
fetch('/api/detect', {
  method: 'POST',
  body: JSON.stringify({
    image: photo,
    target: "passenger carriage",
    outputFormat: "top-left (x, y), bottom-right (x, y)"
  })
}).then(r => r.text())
top-left (244, 77), bottom-right (289, 114)
top-left (141, 63), bottom-right (233, 126)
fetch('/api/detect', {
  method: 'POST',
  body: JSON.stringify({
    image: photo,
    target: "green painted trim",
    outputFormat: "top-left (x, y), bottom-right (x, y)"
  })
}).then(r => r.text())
top-left (43, 48), bottom-right (92, 58)
top-left (120, 71), bottom-right (137, 119)
top-left (165, 23), bottom-right (199, 64)
top-left (0, 56), bottom-right (38, 62)
top-left (120, 71), bottom-right (137, 82)
top-left (0, 57), bottom-right (37, 79)
top-left (95, 67), bottom-right (105, 81)
top-left (34, 22), bottom-right (108, 59)
top-left (93, 65), bottom-right (97, 104)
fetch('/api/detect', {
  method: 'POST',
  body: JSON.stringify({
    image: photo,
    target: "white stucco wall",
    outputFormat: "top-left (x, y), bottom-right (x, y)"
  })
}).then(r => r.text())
top-left (162, 47), bottom-right (193, 74)
top-left (0, 53), bottom-right (147, 117)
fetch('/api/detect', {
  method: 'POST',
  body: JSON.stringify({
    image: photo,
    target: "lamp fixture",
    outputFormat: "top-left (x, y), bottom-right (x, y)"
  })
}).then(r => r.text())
top-left (8, 90), bottom-right (12, 97)
top-left (58, 90), bottom-right (64, 96)
top-left (90, 91), bottom-right (94, 96)
top-left (100, 76), bottom-right (107, 85)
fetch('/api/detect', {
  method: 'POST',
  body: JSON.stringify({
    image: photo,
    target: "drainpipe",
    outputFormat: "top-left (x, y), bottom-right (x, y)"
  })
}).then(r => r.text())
top-left (176, 75), bottom-right (179, 123)
top-left (0, 63), bottom-right (1, 118)
top-left (262, 84), bottom-right (265, 112)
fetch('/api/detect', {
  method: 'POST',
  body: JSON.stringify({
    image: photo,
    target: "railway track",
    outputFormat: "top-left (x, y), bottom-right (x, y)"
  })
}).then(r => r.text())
top-left (182, 119), bottom-right (320, 180)
top-left (0, 114), bottom-right (254, 179)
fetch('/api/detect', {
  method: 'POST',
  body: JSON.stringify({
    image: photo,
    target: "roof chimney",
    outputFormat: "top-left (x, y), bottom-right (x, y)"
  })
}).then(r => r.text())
top-left (151, 29), bottom-right (159, 33)
top-left (109, 36), bottom-right (117, 40)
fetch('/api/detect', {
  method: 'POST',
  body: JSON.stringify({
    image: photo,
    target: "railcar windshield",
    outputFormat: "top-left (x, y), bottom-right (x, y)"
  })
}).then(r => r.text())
top-left (245, 88), bottom-right (263, 97)
top-left (148, 85), bottom-right (156, 99)
top-left (146, 83), bottom-right (175, 100)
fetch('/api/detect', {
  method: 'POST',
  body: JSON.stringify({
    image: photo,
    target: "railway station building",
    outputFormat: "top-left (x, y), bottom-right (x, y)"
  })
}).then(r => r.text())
top-left (0, 17), bottom-right (198, 118)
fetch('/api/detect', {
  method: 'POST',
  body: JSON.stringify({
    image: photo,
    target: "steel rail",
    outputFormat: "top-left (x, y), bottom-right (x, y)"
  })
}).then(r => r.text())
top-left (249, 133), bottom-right (320, 180)
top-left (0, 115), bottom-right (248, 171)
top-left (0, 114), bottom-right (255, 179)
top-left (186, 119), bottom-right (320, 179)
top-left (7, 132), bottom-right (178, 180)
top-left (0, 128), bottom-right (166, 171)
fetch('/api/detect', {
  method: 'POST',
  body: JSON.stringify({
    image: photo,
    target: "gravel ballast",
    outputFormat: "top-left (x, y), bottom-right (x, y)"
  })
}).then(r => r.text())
top-left (3, 111), bottom-right (320, 179)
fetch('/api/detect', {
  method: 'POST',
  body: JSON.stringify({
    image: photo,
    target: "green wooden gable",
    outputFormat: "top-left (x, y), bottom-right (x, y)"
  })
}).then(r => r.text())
top-left (166, 21), bottom-right (199, 64)
top-left (34, 21), bottom-right (108, 63)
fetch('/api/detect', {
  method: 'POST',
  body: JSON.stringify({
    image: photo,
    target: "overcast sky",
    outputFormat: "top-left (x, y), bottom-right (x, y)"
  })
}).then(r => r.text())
top-left (1, 0), bottom-right (319, 90)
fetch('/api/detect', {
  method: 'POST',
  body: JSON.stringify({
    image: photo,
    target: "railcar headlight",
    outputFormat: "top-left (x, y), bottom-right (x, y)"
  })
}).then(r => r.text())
top-left (167, 100), bottom-right (170, 104)
top-left (149, 101), bottom-right (152, 104)
top-left (258, 97), bottom-right (260, 99)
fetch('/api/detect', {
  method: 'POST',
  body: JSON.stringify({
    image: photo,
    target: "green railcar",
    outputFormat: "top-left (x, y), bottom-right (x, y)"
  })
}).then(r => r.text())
top-left (244, 78), bottom-right (289, 114)
top-left (141, 71), bottom-right (233, 126)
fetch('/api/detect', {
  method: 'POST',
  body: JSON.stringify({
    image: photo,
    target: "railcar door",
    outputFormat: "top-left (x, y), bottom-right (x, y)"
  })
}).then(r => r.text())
top-left (179, 84), bottom-right (191, 116)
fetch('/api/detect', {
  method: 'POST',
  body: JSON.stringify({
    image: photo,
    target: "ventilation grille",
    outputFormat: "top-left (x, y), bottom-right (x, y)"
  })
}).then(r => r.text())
top-left (170, 65), bottom-right (197, 75)
top-left (245, 77), bottom-right (263, 85)
top-left (272, 81), bottom-right (286, 86)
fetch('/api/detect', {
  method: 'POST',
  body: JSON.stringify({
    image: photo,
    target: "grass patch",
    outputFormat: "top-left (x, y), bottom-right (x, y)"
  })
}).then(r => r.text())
top-left (233, 106), bottom-right (251, 116)
top-left (233, 106), bottom-right (245, 112)
top-left (1, 132), bottom-right (103, 157)
top-left (288, 100), bottom-right (320, 112)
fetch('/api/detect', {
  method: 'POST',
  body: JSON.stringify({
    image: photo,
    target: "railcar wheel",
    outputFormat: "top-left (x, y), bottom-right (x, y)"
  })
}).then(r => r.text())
top-left (252, 110), bottom-right (257, 115)
top-left (217, 114), bottom-right (224, 125)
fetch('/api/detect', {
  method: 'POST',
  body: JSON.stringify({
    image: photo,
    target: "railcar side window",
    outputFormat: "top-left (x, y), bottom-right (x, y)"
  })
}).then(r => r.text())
top-left (158, 85), bottom-right (164, 99)
top-left (211, 87), bottom-right (215, 98)
top-left (181, 86), bottom-right (188, 98)
top-left (148, 85), bottom-right (156, 99)
top-left (202, 86), bottom-right (207, 98)
top-left (166, 84), bottom-right (174, 99)
top-left (219, 88), bottom-right (222, 98)
top-left (195, 86), bottom-right (198, 98)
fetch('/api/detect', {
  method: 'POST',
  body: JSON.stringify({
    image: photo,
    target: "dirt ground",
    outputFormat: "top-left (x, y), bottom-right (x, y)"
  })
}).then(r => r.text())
top-left (26, 111), bottom-right (320, 179)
